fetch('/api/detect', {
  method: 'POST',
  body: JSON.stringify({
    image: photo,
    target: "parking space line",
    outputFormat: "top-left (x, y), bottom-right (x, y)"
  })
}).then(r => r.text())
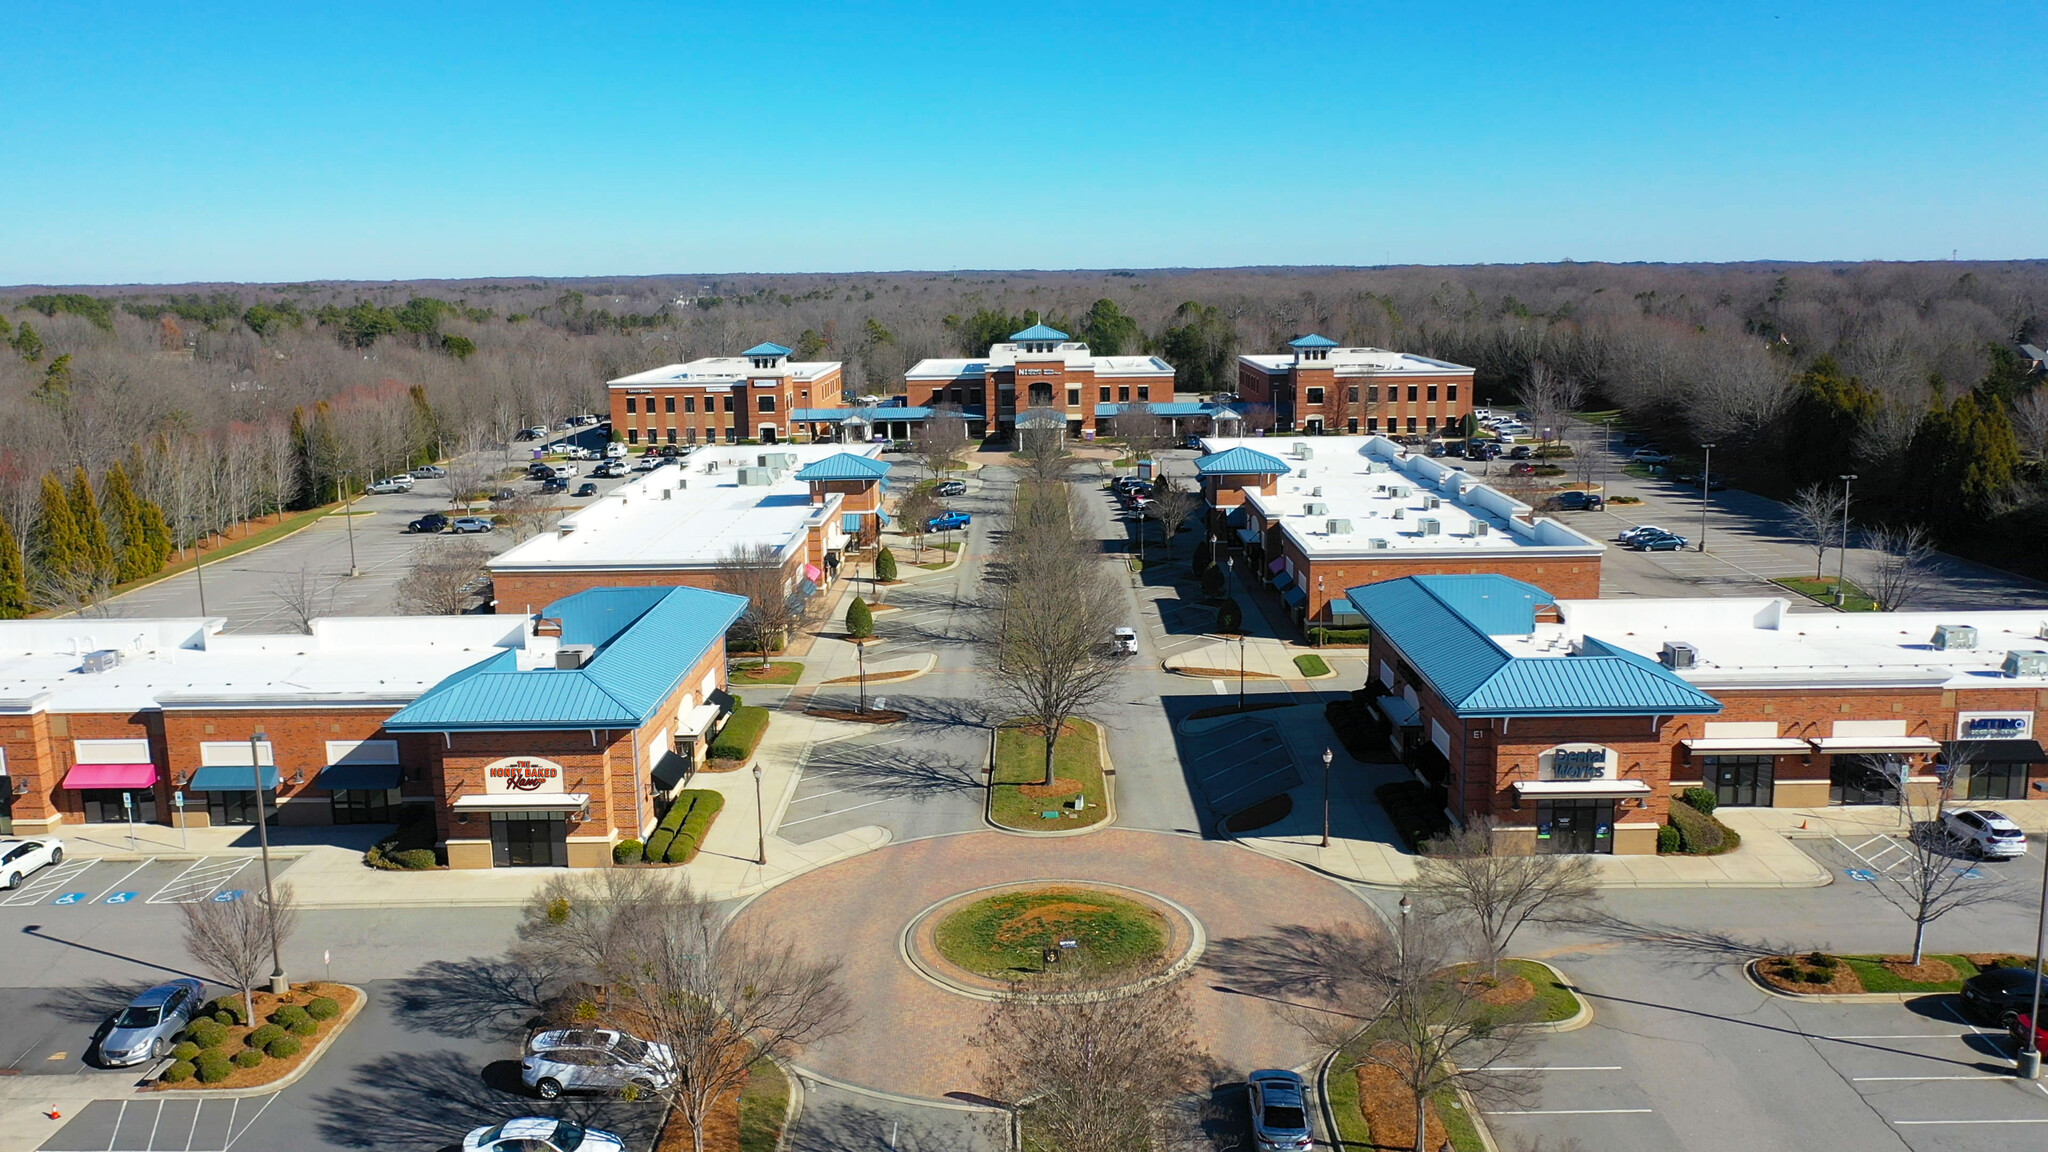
top-left (1, 858), bottom-right (97, 905)
top-left (1853, 1075), bottom-right (2008, 1081)
top-left (779, 797), bottom-right (897, 828)
top-left (788, 788), bottom-right (853, 803)
top-left (1824, 1034), bottom-right (1970, 1040)
top-left (145, 1099), bottom-right (164, 1151)
top-left (1894, 1118), bottom-right (2048, 1126)
top-left (1484, 1108), bottom-right (1653, 1116)
top-left (92, 859), bottom-right (154, 903)
top-left (1490, 1066), bottom-right (1623, 1071)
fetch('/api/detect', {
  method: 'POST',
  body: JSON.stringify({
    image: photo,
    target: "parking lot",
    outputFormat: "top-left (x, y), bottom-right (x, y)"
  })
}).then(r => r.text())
top-left (1175, 717), bottom-right (1300, 820)
top-left (36, 1095), bottom-right (281, 1152)
top-left (779, 721), bottom-right (987, 846)
top-left (0, 854), bottom-right (300, 911)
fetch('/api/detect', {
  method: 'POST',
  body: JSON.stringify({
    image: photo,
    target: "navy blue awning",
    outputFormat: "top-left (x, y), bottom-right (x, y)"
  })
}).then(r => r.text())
top-left (189, 764), bottom-right (281, 791)
top-left (314, 763), bottom-right (402, 791)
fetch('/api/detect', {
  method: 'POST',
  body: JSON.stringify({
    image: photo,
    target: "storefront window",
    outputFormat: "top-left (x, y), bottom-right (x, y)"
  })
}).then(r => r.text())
top-left (1830, 756), bottom-right (1903, 805)
top-left (491, 811), bottom-right (568, 867)
top-left (1535, 799), bottom-right (1615, 855)
top-left (82, 789), bottom-right (157, 824)
top-left (1705, 755), bottom-right (1774, 807)
top-left (1964, 760), bottom-right (2030, 801)
top-left (207, 790), bottom-right (276, 827)
top-left (331, 788), bottom-right (401, 825)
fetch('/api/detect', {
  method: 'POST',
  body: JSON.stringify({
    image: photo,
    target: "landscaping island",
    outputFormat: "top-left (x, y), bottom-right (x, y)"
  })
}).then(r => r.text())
top-left (990, 718), bottom-right (1110, 831)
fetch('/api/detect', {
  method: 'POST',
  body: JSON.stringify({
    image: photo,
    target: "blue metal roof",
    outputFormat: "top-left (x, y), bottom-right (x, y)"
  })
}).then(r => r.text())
top-left (790, 406), bottom-right (938, 423)
top-left (1288, 333), bottom-right (1339, 348)
top-left (190, 764), bottom-right (281, 791)
top-left (1094, 402), bottom-right (1221, 418)
top-left (385, 586), bottom-right (748, 731)
top-left (1195, 446), bottom-right (1291, 476)
top-left (743, 342), bottom-right (792, 357)
top-left (1345, 575), bottom-right (1722, 718)
top-left (794, 453), bottom-right (892, 481)
top-left (1008, 323), bottom-right (1069, 342)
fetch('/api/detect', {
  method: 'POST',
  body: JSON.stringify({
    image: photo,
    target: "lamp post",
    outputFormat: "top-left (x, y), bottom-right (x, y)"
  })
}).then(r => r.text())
top-left (1697, 443), bottom-right (1716, 552)
top-left (1320, 747), bottom-right (1334, 848)
top-left (338, 475), bottom-right (359, 577)
top-left (752, 762), bottom-right (766, 867)
top-left (1236, 631), bottom-right (1247, 712)
top-left (248, 733), bottom-right (286, 995)
top-left (1836, 474), bottom-right (1858, 605)
top-left (855, 637), bottom-right (867, 714)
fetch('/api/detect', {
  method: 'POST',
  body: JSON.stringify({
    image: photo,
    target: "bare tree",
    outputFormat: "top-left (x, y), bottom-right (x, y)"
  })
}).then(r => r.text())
top-left (2012, 387), bottom-right (2048, 461)
top-left (181, 882), bottom-right (298, 1026)
top-left (512, 870), bottom-right (850, 1152)
top-left (1412, 816), bottom-right (1601, 979)
top-left (496, 489), bottom-right (560, 542)
top-left (916, 403), bottom-right (970, 479)
top-left (1785, 482), bottom-right (1849, 580)
top-left (1109, 402), bottom-right (1168, 472)
top-left (1519, 360), bottom-right (1586, 448)
top-left (715, 541), bottom-right (799, 666)
top-left (1016, 428), bottom-right (1074, 485)
top-left (395, 539), bottom-right (493, 615)
top-left (1869, 778), bottom-right (2008, 963)
top-left (266, 562), bottom-right (335, 634)
top-left (1145, 476), bottom-right (1201, 561)
top-left (1861, 523), bottom-right (1938, 611)
top-left (440, 439), bottom-right (496, 506)
top-left (970, 977), bottom-right (1209, 1152)
top-left (895, 485), bottom-right (942, 564)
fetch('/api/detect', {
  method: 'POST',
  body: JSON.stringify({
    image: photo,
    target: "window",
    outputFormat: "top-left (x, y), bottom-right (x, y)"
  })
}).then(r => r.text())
top-left (758, 395), bottom-right (777, 413)
top-left (686, 428), bottom-right (698, 444)
top-left (1099, 386), bottom-right (1111, 402)
top-left (1407, 386), bottom-right (1419, 401)
top-left (1347, 387), bottom-right (1359, 402)
top-left (684, 396), bottom-right (696, 413)
top-left (666, 428), bottom-right (677, 443)
top-left (724, 427), bottom-right (737, 442)
top-left (628, 428), bottom-right (639, 443)
top-left (1406, 417), bottom-right (1418, 432)
top-left (1347, 418), bottom-right (1359, 433)
top-left (629, 397), bottom-right (641, 414)
top-left (1305, 387), bottom-right (1324, 404)
top-left (1447, 385), bottom-right (1459, 402)
top-left (665, 396), bottom-right (676, 413)
top-left (723, 395), bottom-right (735, 412)
top-left (1367, 417), bottom-right (1379, 432)
top-left (1426, 416), bottom-right (1438, 431)
top-left (1067, 387), bottom-right (1080, 407)
top-left (1367, 385), bottom-right (1379, 402)
top-left (1427, 386), bottom-right (1438, 402)
top-left (1136, 386), bottom-right (1149, 400)
top-left (1118, 386), bottom-right (1130, 401)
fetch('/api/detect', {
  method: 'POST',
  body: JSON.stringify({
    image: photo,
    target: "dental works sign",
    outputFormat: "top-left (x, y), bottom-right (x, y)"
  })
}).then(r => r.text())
top-left (483, 756), bottom-right (565, 794)
top-left (1539, 744), bottom-right (1617, 781)
top-left (1957, 712), bottom-right (2034, 741)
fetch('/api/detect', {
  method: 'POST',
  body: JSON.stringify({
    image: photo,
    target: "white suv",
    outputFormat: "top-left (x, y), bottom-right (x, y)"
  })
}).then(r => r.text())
top-left (1941, 809), bottom-right (2029, 859)
top-left (521, 1029), bottom-right (675, 1099)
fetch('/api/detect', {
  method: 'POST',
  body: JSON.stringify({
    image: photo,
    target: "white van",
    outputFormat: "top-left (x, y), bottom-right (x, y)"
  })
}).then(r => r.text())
top-left (604, 442), bottom-right (627, 459)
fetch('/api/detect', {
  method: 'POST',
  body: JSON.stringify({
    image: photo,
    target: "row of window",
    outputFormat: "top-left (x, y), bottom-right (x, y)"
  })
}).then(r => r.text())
top-left (627, 394), bottom-right (790, 414)
top-left (958, 385), bottom-right (1155, 404)
top-left (1302, 384), bottom-right (1458, 405)
top-left (1303, 417), bottom-right (1441, 434)
top-left (628, 428), bottom-right (743, 444)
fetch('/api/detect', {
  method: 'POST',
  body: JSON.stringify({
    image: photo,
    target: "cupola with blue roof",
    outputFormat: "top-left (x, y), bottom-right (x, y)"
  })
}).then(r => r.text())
top-left (1289, 333), bottom-right (1339, 363)
top-left (1010, 323), bottom-right (1069, 354)
top-left (744, 342), bottom-right (793, 370)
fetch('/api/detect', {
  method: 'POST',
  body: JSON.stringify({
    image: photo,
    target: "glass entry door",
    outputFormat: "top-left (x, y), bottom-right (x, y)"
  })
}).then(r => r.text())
top-left (83, 789), bottom-right (158, 823)
top-left (1965, 760), bottom-right (2030, 801)
top-left (1708, 756), bottom-right (1775, 807)
top-left (490, 813), bottom-right (568, 867)
top-left (1537, 799), bottom-right (1616, 855)
top-left (1830, 756), bottom-right (1903, 805)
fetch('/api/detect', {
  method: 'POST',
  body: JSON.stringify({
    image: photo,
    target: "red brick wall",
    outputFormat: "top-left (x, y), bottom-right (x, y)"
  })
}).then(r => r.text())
top-left (159, 708), bottom-right (409, 821)
top-left (32, 711), bottom-right (163, 824)
top-left (1288, 547), bottom-right (1601, 621)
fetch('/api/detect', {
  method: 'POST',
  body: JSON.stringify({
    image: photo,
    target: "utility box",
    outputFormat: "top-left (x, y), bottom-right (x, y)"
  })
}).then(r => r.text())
top-left (1932, 625), bottom-right (1979, 650)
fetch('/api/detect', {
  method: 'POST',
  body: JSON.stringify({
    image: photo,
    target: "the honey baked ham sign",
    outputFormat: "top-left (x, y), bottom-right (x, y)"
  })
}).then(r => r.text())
top-left (482, 756), bottom-right (566, 794)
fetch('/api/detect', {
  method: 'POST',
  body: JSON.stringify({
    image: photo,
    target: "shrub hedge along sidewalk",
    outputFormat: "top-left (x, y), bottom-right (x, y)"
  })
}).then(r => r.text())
top-left (159, 983), bottom-right (359, 1090)
top-left (634, 789), bottom-right (727, 865)
top-left (709, 704), bottom-right (771, 766)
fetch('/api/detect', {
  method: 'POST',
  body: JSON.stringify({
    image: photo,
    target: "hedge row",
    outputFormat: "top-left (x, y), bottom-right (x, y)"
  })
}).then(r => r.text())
top-left (709, 706), bottom-right (770, 763)
top-left (1667, 799), bottom-right (1741, 855)
top-left (644, 789), bottom-right (727, 864)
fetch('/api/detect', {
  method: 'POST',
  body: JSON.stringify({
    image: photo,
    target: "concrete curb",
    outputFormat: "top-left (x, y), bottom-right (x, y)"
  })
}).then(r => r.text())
top-left (897, 545), bottom-right (965, 577)
top-left (772, 1056), bottom-right (803, 1152)
top-left (788, 1065), bottom-right (1008, 1113)
top-left (896, 880), bottom-right (1207, 1003)
top-left (822, 652), bottom-right (938, 686)
top-left (1740, 959), bottom-right (1934, 1003)
top-left (1520, 959), bottom-right (1594, 1033)
top-left (982, 720), bottom-right (1117, 838)
top-left (146, 983), bottom-right (368, 1100)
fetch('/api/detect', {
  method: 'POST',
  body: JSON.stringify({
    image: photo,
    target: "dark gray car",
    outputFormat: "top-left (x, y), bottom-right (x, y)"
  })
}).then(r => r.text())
top-left (99, 979), bottom-right (206, 1067)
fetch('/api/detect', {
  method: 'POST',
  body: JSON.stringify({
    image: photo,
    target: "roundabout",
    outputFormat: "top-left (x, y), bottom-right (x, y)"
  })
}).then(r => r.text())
top-left (730, 828), bottom-right (1375, 1101)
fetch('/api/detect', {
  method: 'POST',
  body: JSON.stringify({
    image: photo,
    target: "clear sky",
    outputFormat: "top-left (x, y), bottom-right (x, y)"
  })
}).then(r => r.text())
top-left (1, 0), bottom-right (2036, 283)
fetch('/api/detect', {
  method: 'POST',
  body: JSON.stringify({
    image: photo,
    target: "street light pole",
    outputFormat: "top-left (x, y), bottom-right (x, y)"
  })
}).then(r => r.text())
top-left (752, 762), bottom-right (766, 867)
top-left (338, 475), bottom-right (359, 577)
top-left (1237, 632), bottom-right (1246, 713)
top-left (1836, 474), bottom-right (1858, 605)
top-left (2017, 821), bottom-right (2048, 1078)
top-left (1697, 443), bottom-right (1716, 552)
top-left (248, 733), bottom-right (286, 995)
top-left (1320, 747), bottom-right (1334, 848)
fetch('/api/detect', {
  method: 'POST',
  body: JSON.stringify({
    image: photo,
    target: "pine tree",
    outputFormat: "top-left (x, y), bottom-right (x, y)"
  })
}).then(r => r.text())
top-left (874, 546), bottom-right (898, 582)
top-left (1783, 354), bottom-right (1881, 489)
top-left (846, 596), bottom-right (874, 640)
top-left (1907, 390), bottom-right (2022, 528)
top-left (32, 473), bottom-right (87, 599)
top-left (287, 407), bottom-right (318, 511)
top-left (70, 467), bottom-right (117, 584)
top-left (0, 511), bottom-right (30, 618)
top-left (408, 383), bottom-right (440, 465)
top-left (101, 464), bottom-right (154, 582)
top-left (137, 498), bottom-right (174, 572)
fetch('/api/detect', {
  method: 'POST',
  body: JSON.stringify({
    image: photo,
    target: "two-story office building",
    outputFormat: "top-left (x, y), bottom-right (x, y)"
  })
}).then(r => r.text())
top-left (904, 324), bottom-right (1176, 438)
top-left (609, 343), bottom-right (844, 446)
top-left (1237, 335), bottom-right (1475, 436)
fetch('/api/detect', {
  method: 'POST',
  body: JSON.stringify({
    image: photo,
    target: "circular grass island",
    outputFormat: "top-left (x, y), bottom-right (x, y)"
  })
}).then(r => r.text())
top-left (929, 884), bottom-right (1173, 987)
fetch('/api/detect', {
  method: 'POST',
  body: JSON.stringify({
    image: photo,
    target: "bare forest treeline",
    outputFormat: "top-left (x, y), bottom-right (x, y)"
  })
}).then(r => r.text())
top-left (3, 260), bottom-right (2046, 593)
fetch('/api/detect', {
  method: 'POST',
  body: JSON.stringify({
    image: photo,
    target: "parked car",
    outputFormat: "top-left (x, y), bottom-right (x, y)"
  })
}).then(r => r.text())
top-left (540, 478), bottom-right (568, 494)
top-left (522, 1028), bottom-right (676, 1099)
top-left (630, 457), bottom-right (660, 472)
top-left (564, 446), bottom-right (598, 460)
top-left (516, 427), bottom-right (548, 441)
top-left (410, 465), bottom-right (447, 479)
top-left (605, 442), bottom-right (627, 458)
top-left (1941, 809), bottom-right (2029, 859)
top-left (365, 479), bottom-right (411, 495)
top-left (0, 836), bottom-right (64, 890)
top-left (2008, 1012), bottom-right (2048, 1054)
top-left (1632, 532), bottom-right (1689, 551)
top-left (451, 517), bottom-right (495, 534)
top-left (464, 1119), bottom-right (626, 1152)
top-left (1616, 525), bottom-right (1669, 545)
top-left (489, 488), bottom-right (517, 502)
top-left (1507, 444), bottom-right (1534, 459)
top-left (927, 511), bottom-right (971, 532)
top-left (527, 463), bottom-right (556, 479)
top-left (97, 978), bottom-right (206, 1067)
top-left (574, 482), bottom-right (598, 498)
top-left (1112, 626), bottom-right (1139, 655)
top-left (1961, 966), bottom-right (2048, 1024)
top-left (1550, 491), bottom-right (1605, 511)
top-left (1631, 448), bottom-right (1672, 465)
top-left (592, 461), bottom-right (627, 478)
top-left (550, 463), bottom-right (576, 479)
top-left (934, 479), bottom-right (967, 497)
top-left (1507, 462), bottom-right (1537, 476)
top-left (1247, 1069), bottom-right (1313, 1152)
top-left (407, 514), bottom-right (450, 534)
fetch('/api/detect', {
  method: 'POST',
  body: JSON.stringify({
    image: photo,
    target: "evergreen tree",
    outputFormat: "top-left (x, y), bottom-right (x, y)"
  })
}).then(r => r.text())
top-left (137, 498), bottom-right (174, 572)
top-left (845, 596), bottom-right (874, 640)
top-left (1907, 390), bottom-right (2022, 527)
top-left (408, 383), bottom-right (439, 464)
top-left (874, 546), bottom-right (898, 581)
top-left (0, 511), bottom-right (30, 618)
top-left (101, 464), bottom-right (154, 582)
top-left (1782, 354), bottom-right (1881, 489)
top-left (287, 406), bottom-right (318, 510)
top-left (70, 467), bottom-right (117, 584)
top-left (32, 473), bottom-right (88, 599)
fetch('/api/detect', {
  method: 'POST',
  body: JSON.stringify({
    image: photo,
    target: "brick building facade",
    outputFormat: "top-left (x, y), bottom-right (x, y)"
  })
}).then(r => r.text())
top-left (609, 343), bottom-right (844, 446)
top-left (903, 323), bottom-right (1175, 438)
top-left (1236, 335), bottom-right (1475, 436)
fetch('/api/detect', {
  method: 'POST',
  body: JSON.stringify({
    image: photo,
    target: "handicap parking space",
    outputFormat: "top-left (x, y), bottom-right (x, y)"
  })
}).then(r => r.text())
top-left (39, 1094), bottom-right (278, 1151)
top-left (1176, 718), bottom-right (1301, 818)
top-left (0, 855), bottom-right (290, 913)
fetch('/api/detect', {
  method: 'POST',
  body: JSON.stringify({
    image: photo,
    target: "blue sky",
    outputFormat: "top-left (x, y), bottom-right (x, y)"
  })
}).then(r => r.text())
top-left (0, 0), bottom-right (2035, 283)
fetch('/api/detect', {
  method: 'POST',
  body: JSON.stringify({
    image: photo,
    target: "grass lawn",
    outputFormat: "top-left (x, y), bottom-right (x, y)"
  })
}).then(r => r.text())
top-left (729, 662), bottom-right (803, 685)
top-left (1469, 959), bottom-right (1584, 1024)
top-left (735, 1060), bottom-right (789, 1152)
top-left (933, 886), bottom-right (1166, 977)
top-left (1293, 653), bottom-right (1332, 677)
top-left (1434, 1088), bottom-right (1486, 1152)
top-left (1326, 1045), bottom-right (1486, 1152)
top-left (1841, 954), bottom-right (1983, 993)
top-left (1773, 575), bottom-right (1881, 612)
top-left (991, 719), bottom-right (1109, 831)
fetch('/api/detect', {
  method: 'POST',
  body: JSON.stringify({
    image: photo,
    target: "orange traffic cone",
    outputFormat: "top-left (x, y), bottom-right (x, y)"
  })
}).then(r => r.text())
top-left (46, 1109), bottom-right (60, 1120)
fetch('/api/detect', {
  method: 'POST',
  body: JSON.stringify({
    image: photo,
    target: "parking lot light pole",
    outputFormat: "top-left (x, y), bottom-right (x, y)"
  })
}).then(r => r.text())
top-left (1237, 632), bottom-right (1247, 712)
top-left (1836, 474), bottom-right (1858, 605)
top-left (1320, 747), bottom-right (1334, 848)
top-left (248, 733), bottom-right (287, 995)
top-left (753, 763), bottom-right (766, 867)
top-left (338, 475), bottom-right (359, 577)
top-left (1697, 443), bottom-right (1716, 552)
top-left (2020, 805), bottom-right (2048, 1079)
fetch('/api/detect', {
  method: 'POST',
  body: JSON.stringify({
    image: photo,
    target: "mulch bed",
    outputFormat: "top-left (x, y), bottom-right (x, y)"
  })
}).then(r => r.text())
top-left (1355, 1050), bottom-right (1447, 1152)
top-left (1878, 956), bottom-right (1958, 984)
top-left (1174, 666), bottom-right (1279, 679)
top-left (804, 708), bottom-right (906, 724)
top-left (699, 759), bottom-right (748, 773)
top-left (1758, 956), bottom-right (1864, 995)
top-left (1018, 778), bottom-right (1084, 799)
top-left (1456, 973), bottom-right (1536, 1007)
top-left (823, 669), bottom-right (924, 685)
top-left (656, 1086), bottom-right (742, 1152)
top-left (156, 982), bottom-right (361, 1091)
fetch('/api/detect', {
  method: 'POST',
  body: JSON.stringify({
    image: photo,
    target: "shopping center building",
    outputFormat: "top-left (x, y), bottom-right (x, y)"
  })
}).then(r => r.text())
top-left (1236, 336), bottom-right (1476, 435)
top-left (1197, 435), bottom-right (1603, 628)
top-left (608, 343), bottom-right (845, 446)
top-left (904, 323), bottom-right (1176, 438)
top-left (1347, 576), bottom-right (2048, 855)
top-left (0, 585), bottom-right (749, 868)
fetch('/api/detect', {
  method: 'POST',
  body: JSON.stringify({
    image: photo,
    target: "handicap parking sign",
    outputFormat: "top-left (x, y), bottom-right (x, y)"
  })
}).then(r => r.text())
top-left (103, 892), bottom-right (137, 904)
top-left (52, 892), bottom-right (87, 905)
top-left (1845, 868), bottom-right (1878, 882)
top-left (212, 889), bottom-right (245, 903)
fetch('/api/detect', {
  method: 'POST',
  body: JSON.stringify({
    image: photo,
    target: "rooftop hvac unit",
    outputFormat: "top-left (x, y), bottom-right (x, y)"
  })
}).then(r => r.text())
top-left (1390, 507), bottom-right (1405, 520)
top-left (1470, 520), bottom-right (1489, 537)
top-left (2005, 650), bottom-right (2048, 678)
top-left (1326, 518), bottom-right (1353, 535)
top-left (1368, 537), bottom-right (1391, 550)
top-left (555, 644), bottom-right (597, 670)
top-left (1931, 624), bottom-right (1978, 650)
top-left (737, 466), bottom-right (775, 486)
top-left (661, 488), bottom-right (673, 500)
top-left (81, 649), bottom-right (121, 674)
top-left (1417, 517), bottom-right (1442, 536)
top-left (1311, 486), bottom-right (1323, 497)
top-left (1424, 495), bottom-right (1441, 509)
top-left (1390, 485), bottom-right (1411, 499)
top-left (1367, 460), bottom-right (1391, 473)
top-left (1303, 502), bottom-right (1329, 516)
top-left (1660, 641), bottom-right (1699, 670)
top-left (1293, 442), bottom-right (1313, 459)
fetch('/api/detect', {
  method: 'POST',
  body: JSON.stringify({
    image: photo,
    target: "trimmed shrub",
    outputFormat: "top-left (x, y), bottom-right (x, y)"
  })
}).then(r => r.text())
top-left (186, 1020), bottom-right (228, 1049)
top-left (845, 596), bottom-right (874, 639)
top-left (172, 1041), bottom-right (201, 1063)
top-left (874, 547), bottom-right (898, 582)
top-left (1216, 599), bottom-right (1243, 633)
top-left (1309, 627), bottom-right (1371, 645)
top-left (195, 1052), bottom-right (234, 1083)
top-left (288, 1017), bottom-right (318, 1036)
top-left (1200, 567), bottom-right (1225, 599)
top-left (272, 1005), bottom-right (311, 1030)
top-left (1680, 786), bottom-right (1718, 815)
top-left (162, 1060), bottom-right (196, 1083)
top-left (207, 997), bottom-right (249, 1026)
top-left (1806, 951), bottom-right (1836, 970)
top-left (1656, 824), bottom-right (1682, 853)
top-left (365, 814), bottom-right (438, 870)
top-left (1376, 780), bottom-right (1452, 853)
top-left (665, 789), bottom-right (726, 864)
top-left (265, 1035), bottom-right (302, 1059)
top-left (305, 996), bottom-right (341, 1021)
top-left (1802, 969), bottom-right (1832, 984)
top-left (709, 706), bottom-right (770, 763)
top-left (247, 1024), bottom-right (285, 1050)
top-left (1667, 801), bottom-right (1741, 855)
top-left (232, 1049), bottom-right (265, 1069)
top-left (644, 827), bottom-right (676, 863)
top-left (613, 839), bottom-right (644, 865)
top-left (392, 848), bottom-right (438, 869)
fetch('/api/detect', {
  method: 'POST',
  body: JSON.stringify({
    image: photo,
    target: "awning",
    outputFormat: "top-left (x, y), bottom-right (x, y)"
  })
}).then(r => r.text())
top-left (1272, 570), bottom-right (1296, 591)
top-left (1282, 586), bottom-right (1309, 609)
top-left (841, 513), bottom-right (863, 532)
top-left (1942, 739), bottom-right (2048, 764)
top-left (1682, 738), bottom-right (1813, 755)
top-left (1330, 602), bottom-right (1365, 623)
top-left (1812, 736), bottom-right (1943, 755)
top-left (314, 763), bottom-right (402, 791)
top-left (803, 563), bottom-right (823, 582)
top-left (1267, 558), bottom-right (1287, 574)
top-left (1513, 779), bottom-right (1654, 797)
top-left (1235, 527), bottom-right (1260, 545)
top-left (60, 762), bottom-right (158, 790)
top-left (189, 764), bottom-right (281, 791)
top-left (649, 750), bottom-right (691, 792)
top-left (674, 702), bottom-right (722, 737)
top-left (451, 793), bottom-right (589, 811)
top-left (1377, 695), bottom-right (1422, 728)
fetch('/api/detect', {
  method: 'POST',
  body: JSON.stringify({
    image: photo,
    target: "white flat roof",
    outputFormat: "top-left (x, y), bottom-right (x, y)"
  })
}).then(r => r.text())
top-left (0, 617), bottom-right (524, 714)
top-left (488, 444), bottom-right (874, 573)
top-left (1240, 348), bottom-right (1472, 376)
top-left (906, 342), bottom-right (1173, 379)
top-left (1500, 597), bottom-right (2048, 691)
top-left (1201, 435), bottom-right (1604, 560)
top-left (610, 357), bottom-right (840, 387)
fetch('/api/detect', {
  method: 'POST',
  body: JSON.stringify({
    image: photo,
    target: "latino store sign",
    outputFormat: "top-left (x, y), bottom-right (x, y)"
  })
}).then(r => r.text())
top-left (1538, 744), bottom-right (1618, 781)
top-left (1957, 712), bottom-right (2034, 741)
top-left (482, 756), bottom-right (566, 794)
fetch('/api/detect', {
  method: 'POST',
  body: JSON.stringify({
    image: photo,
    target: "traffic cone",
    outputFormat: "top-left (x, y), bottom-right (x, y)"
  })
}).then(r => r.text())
top-left (46, 1108), bottom-right (60, 1120)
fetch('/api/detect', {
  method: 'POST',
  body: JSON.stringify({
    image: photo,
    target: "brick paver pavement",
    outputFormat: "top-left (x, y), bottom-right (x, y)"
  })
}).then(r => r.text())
top-left (731, 827), bottom-right (1375, 1100)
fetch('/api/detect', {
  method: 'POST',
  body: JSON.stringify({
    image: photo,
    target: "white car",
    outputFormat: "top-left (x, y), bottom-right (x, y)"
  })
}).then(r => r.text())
top-left (1941, 809), bottom-right (2029, 859)
top-left (1112, 627), bottom-right (1139, 655)
top-left (604, 442), bottom-right (627, 458)
top-left (522, 1028), bottom-right (676, 1098)
top-left (0, 837), bottom-right (64, 889)
top-left (564, 446), bottom-right (598, 461)
top-left (630, 457), bottom-right (660, 472)
top-left (464, 1118), bottom-right (625, 1152)
top-left (365, 479), bottom-right (411, 495)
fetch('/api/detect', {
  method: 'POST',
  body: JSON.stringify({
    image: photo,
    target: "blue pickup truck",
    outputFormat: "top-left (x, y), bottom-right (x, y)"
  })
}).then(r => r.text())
top-left (926, 512), bottom-right (971, 532)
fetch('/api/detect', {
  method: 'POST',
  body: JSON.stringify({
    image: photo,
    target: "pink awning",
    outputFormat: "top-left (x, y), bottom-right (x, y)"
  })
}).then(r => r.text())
top-left (61, 762), bottom-right (159, 790)
top-left (803, 563), bottom-right (823, 582)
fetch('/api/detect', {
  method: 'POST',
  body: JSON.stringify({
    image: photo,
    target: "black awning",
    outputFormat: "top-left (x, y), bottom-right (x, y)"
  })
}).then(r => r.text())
top-left (1942, 739), bottom-right (2048, 764)
top-left (649, 750), bottom-right (692, 792)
